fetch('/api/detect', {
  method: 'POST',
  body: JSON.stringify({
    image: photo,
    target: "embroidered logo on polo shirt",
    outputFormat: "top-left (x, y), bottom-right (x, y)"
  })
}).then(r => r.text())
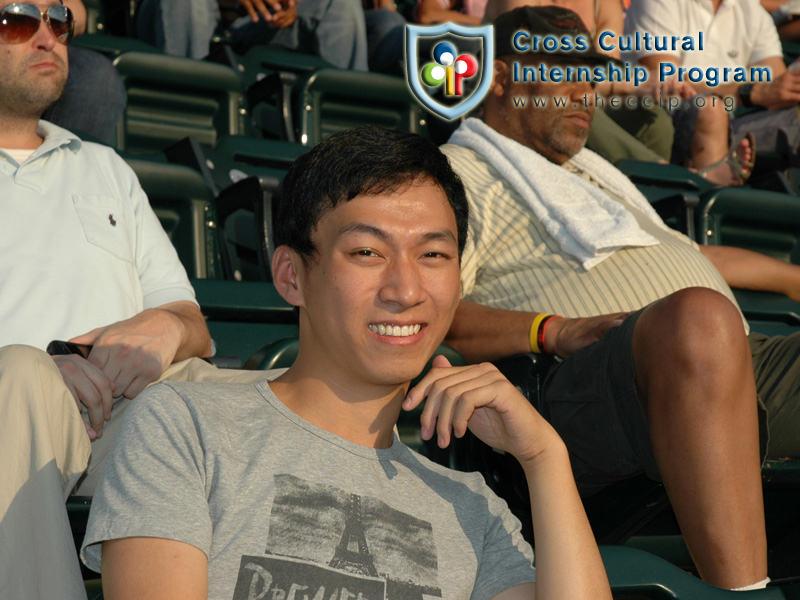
top-left (108, 214), bottom-right (116, 227)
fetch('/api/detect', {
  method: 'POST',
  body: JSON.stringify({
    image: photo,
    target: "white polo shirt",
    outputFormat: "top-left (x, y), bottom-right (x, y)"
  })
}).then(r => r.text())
top-left (0, 121), bottom-right (197, 350)
top-left (624, 0), bottom-right (782, 70)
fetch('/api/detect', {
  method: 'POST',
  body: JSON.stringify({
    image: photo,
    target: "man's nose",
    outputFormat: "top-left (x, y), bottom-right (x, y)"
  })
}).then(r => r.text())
top-left (31, 13), bottom-right (57, 50)
top-left (378, 257), bottom-right (427, 308)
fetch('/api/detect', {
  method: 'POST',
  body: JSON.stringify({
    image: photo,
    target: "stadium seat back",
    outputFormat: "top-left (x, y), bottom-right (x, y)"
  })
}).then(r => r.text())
top-left (697, 187), bottom-right (800, 262)
top-left (72, 32), bottom-right (161, 59)
top-left (113, 52), bottom-right (247, 154)
top-left (215, 175), bottom-right (282, 282)
top-left (192, 279), bottom-right (299, 364)
top-left (81, 0), bottom-right (105, 35)
top-left (206, 135), bottom-right (305, 191)
top-left (126, 159), bottom-right (220, 279)
top-left (295, 69), bottom-right (428, 146)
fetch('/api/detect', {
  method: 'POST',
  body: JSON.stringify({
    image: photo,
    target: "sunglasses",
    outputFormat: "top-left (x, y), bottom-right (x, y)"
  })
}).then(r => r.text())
top-left (0, 3), bottom-right (74, 45)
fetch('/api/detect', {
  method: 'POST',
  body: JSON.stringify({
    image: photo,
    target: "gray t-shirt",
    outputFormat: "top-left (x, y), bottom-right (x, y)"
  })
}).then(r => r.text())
top-left (81, 380), bottom-right (536, 599)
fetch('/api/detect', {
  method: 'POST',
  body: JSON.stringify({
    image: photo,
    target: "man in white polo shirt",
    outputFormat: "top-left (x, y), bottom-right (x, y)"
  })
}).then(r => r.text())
top-left (0, 3), bottom-right (269, 598)
top-left (625, 0), bottom-right (800, 166)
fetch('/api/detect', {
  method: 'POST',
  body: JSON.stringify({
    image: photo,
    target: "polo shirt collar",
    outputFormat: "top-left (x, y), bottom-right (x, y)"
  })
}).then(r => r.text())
top-left (33, 119), bottom-right (83, 158)
top-left (0, 120), bottom-right (82, 167)
top-left (690, 0), bottom-right (738, 12)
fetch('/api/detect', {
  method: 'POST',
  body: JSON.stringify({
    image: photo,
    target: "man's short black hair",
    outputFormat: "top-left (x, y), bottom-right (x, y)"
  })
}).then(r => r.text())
top-left (275, 126), bottom-right (469, 265)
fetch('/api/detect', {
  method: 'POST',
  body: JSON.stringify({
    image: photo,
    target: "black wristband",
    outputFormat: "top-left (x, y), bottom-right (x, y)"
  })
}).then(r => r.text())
top-left (739, 84), bottom-right (755, 108)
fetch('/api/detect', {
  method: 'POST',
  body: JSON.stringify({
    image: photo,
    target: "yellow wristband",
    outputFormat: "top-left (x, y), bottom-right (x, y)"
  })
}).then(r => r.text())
top-left (529, 313), bottom-right (551, 353)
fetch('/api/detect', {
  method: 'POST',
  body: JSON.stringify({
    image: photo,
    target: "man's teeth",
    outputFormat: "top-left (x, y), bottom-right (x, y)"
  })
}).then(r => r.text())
top-left (369, 324), bottom-right (422, 337)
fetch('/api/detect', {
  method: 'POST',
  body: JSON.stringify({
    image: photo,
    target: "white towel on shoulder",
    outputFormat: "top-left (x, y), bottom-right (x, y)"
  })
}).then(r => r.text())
top-left (448, 118), bottom-right (668, 270)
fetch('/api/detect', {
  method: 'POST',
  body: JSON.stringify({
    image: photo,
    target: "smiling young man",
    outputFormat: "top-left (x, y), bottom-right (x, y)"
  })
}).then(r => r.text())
top-left (80, 126), bottom-right (611, 600)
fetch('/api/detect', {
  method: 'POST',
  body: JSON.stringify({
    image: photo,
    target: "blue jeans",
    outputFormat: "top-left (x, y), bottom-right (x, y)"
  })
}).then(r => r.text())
top-left (137, 0), bottom-right (219, 60)
top-left (364, 8), bottom-right (405, 74)
top-left (137, 0), bottom-right (372, 71)
top-left (231, 0), bottom-right (368, 70)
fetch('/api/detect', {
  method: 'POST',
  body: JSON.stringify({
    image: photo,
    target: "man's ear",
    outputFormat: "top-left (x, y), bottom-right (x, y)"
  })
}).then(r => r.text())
top-left (272, 245), bottom-right (305, 307)
top-left (490, 59), bottom-right (510, 97)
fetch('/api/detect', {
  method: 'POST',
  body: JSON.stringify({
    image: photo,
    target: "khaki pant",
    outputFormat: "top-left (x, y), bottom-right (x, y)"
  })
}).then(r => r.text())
top-left (0, 345), bottom-right (276, 600)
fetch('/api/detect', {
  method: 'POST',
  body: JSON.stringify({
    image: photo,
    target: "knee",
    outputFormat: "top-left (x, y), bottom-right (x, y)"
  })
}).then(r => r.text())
top-left (0, 345), bottom-right (55, 373)
top-left (635, 288), bottom-right (753, 414)
top-left (0, 345), bottom-right (62, 399)
top-left (637, 287), bottom-right (749, 372)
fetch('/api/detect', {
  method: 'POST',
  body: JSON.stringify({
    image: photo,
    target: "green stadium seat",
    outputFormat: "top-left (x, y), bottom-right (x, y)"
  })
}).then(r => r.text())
top-left (601, 545), bottom-right (792, 599)
top-left (617, 158), bottom-right (713, 192)
top-left (215, 175), bottom-right (281, 282)
top-left (783, 41), bottom-right (800, 65)
top-left (71, 32), bottom-right (161, 58)
top-left (696, 187), bottom-right (800, 262)
top-left (294, 68), bottom-right (429, 146)
top-left (160, 137), bottom-right (304, 282)
top-left (191, 278), bottom-right (298, 364)
top-left (126, 159), bottom-right (220, 279)
top-left (202, 135), bottom-right (305, 191)
top-left (637, 185), bottom-right (701, 239)
top-left (85, 579), bottom-right (103, 599)
top-left (112, 52), bottom-right (248, 155)
top-left (79, 0), bottom-right (105, 35)
top-left (207, 45), bottom-right (334, 141)
top-left (162, 134), bottom-right (305, 193)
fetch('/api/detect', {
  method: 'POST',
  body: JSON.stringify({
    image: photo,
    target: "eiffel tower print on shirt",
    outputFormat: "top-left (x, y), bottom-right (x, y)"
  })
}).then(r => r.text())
top-left (232, 473), bottom-right (443, 600)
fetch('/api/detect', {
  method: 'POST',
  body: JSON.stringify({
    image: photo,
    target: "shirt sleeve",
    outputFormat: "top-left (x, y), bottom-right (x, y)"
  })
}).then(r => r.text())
top-left (749, 5), bottom-right (782, 65)
top-left (128, 169), bottom-right (199, 309)
top-left (441, 144), bottom-right (483, 299)
top-left (80, 382), bottom-right (213, 573)
top-left (471, 482), bottom-right (536, 599)
top-left (624, 0), bottom-right (684, 61)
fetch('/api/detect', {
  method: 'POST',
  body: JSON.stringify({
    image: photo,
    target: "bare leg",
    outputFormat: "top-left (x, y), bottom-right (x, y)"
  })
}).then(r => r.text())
top-left (632, 287), bottom-right (767, 589)
top-left (688, 101), bottom-right (730, 170)
top-left (687, 101), bottom-right (754, 186)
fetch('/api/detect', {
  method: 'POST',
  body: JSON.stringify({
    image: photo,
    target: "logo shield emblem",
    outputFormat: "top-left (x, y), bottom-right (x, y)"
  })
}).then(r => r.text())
top-left (405, 23), bottom-right (494, 121)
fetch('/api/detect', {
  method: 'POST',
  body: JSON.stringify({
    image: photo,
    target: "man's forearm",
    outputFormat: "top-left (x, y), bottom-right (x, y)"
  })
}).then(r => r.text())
top-left (700, 245), bottom-right (800, 302)
top-left (158, 301), bottom-right (212, 362)
top-left (521, 440), bottom-right (612, 600)
top-left (446, 300), bottom-right (630, 363)
top-left (445, 300), bottom-right (534, 363)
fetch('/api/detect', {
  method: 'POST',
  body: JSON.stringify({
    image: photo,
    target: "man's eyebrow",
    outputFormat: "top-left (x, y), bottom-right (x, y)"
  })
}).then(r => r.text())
top-left (337, 223), bottom-right (389, 241)
top-left (421, 230), bottom-right (458, 245)
top-left (336, 223), bottom-right (457, 245)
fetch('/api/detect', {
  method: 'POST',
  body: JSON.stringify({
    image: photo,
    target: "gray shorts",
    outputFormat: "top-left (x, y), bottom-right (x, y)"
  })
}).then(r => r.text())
top-left (750, 330), bottom-right (800, 458)
top-left (542, 309), bottom-right (772, 497)
top-left (541, 310), bottom-right (654, 496)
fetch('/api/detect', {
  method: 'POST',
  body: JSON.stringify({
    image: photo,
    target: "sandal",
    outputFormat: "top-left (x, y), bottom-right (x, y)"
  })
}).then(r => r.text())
top-left (697, 131), bottom-right (756, 186)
